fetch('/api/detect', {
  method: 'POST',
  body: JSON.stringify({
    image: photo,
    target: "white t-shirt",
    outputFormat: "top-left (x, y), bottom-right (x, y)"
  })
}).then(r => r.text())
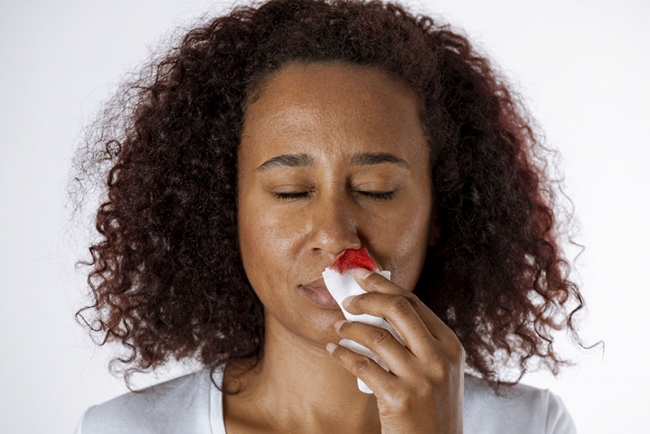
top-left (76, 369), bottom-right (576, 433)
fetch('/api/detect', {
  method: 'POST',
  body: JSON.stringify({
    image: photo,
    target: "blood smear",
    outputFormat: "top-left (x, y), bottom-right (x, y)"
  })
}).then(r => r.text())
top-left (331, 248), bottom-right (378, 274)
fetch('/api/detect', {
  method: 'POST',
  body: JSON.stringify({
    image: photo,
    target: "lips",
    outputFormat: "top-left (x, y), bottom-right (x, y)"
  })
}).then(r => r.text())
top-left (300, 277), bottom-right (340, 309)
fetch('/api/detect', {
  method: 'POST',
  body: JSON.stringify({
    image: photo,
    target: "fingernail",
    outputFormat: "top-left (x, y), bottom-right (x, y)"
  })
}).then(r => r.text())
top-left (325, 342), bottom-right (337, 353)
top-left (342, 295), bottom-right (354, 307)
top-left (353, 268), bottom-right (372, 280)
top-left (334, 320), bottom-right (345, 331)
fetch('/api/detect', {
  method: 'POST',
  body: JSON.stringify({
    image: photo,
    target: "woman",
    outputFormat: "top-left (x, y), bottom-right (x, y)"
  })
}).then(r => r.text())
top-left (75, 0), bottom-right (583, 432)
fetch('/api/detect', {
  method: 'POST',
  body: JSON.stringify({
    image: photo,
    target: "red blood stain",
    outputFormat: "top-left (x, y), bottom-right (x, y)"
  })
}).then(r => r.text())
top-left (331, 248), bottom-right (378, 273)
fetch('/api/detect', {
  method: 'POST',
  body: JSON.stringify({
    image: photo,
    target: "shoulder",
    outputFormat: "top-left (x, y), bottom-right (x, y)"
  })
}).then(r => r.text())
top-left (76, 369), bottom-right (222, 434)
top-left (463, 375), bottom-right (576, 434)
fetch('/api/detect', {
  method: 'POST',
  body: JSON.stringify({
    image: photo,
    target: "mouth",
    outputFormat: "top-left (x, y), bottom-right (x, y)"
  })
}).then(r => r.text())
top-left (299, 278), bottom-right (340, 309)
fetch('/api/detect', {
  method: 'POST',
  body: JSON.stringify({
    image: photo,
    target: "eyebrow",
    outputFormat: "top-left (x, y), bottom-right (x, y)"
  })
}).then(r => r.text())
top-left (257, 152), bottom-right (408, 171)
top-left (257, 153), bottom-right (314, 171)
top-left (350, 152), bottom-right (408, 168)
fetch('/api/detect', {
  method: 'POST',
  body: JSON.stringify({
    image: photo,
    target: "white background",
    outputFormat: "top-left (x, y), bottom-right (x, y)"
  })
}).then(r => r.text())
top-left (1, 0), bottom-right (648, 432)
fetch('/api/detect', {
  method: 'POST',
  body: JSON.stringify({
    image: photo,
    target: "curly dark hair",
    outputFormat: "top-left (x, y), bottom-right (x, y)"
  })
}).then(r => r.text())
top-left (74, 0), bottom-right (584, 389)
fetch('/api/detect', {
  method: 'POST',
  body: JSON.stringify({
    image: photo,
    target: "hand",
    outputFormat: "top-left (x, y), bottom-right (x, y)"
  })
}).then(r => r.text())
top-left (326, 268), bottom-right (465, 434)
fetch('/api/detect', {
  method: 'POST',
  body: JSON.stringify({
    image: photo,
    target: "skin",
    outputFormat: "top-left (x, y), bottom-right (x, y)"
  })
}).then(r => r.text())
top-left (231, 61), bottom-right (464, 433)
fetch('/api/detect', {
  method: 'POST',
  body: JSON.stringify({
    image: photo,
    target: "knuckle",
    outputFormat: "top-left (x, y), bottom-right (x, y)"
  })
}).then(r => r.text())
top-left (387, 296), bottom-right (412, 317)
top-left (451, 339), bottom-right (466, 363)
top-left (414, 381), bottom-right (435, 400)
top-left (352, 356), bottom-right (373, 375)
top-left (367, 328), bottom-right (391, 347)
top-left (407, 294), bottom-right (423, 310)
top-left (423, 351), bottom-right (452, 381)
top-left (422, 351), bottom-right (438, 368)
top-left (439, 333), bottom-right (466, 363)
top-left (427, 351), bottom-right (463, 385)
top-left (435, 361), bottom-right (452, 380)
top-left (385, 389), bottom-right (412, 413)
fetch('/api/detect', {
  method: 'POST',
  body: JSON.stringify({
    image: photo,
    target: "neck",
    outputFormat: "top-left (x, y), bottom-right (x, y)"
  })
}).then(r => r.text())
top-left (223, 313), bottom-right (381, 433)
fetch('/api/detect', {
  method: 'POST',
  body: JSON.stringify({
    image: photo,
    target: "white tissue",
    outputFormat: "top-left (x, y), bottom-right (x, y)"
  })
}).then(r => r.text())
top-left (322, 267), bottom-right (405, 394)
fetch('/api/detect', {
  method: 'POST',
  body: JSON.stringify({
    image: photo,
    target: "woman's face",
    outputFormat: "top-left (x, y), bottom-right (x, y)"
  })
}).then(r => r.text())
top-left (238, 62), bottom-right (433, 345)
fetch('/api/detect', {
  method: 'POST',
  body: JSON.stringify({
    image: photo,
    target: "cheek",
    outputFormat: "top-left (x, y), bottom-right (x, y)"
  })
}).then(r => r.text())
top-left (379, 192), bottom-right (432, 290)
top-left (238, 199), bottom-right (304, 284)
top-left (239, 208), bottom-right (269, 274)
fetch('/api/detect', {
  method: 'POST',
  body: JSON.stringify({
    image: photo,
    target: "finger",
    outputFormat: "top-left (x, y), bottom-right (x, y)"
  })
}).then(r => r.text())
top-left (344, 292), bottom-right (437, 355)
top-left (353, 268), bottom-right (404, 295)
top-left (325, 342), bottom-right (395, 394)
top-left (335, 320), bottom-right (414, 375)
top-left (352, 270), bottom-right (459, 344)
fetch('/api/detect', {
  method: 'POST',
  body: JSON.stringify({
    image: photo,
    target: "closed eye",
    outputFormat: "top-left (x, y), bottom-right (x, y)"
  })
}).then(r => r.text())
top-left (272, 189), bottom-right (395, 201)
top-left (272, 190), bottom-right (314, 200)
top-left (355, 190), bottom-right (395, 201)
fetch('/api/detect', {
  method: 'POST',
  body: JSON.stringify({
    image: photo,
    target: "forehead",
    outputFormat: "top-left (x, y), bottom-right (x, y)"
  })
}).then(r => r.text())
top-left (240, 61), bottom-right (429, 163)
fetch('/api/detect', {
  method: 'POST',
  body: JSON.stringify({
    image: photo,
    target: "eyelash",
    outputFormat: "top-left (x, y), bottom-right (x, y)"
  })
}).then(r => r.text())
top-left (272, 189), bottom-right (395, 201)
top-left (357, 190), bottom-right (395, 201)
top-left (272, 191), bottom-right (314, 200)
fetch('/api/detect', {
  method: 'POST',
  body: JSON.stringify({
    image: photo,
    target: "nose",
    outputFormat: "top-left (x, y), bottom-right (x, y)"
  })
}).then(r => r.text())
top-left (307, 192), bottom-right (362, 257)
